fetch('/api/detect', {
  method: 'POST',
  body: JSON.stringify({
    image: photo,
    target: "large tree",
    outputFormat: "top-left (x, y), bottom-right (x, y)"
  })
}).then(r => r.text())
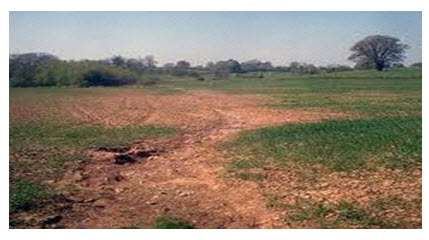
top-left (348, 35), bottom-right (409, 71)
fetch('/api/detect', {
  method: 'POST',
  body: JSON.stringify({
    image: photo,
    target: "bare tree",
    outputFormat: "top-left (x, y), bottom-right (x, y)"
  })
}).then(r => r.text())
top-left (348, 35), bottom-right (409, 71)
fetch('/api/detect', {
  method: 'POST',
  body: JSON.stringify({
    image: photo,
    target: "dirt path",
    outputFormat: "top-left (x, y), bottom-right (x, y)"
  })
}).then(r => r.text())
top-left (58, 90), bottom-right (347, 229)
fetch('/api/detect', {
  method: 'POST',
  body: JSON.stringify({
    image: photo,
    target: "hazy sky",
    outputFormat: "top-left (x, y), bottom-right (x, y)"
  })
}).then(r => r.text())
top-left (9, 11), bottom-right (422, 66)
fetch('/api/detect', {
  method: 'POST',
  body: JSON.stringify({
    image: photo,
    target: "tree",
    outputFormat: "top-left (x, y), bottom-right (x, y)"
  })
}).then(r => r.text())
top-left (170, 60), bottom-right (191, 76)
top-left (142, 55), bottom-right (157, 70)
top-left (226, 59), bottom-right (242, 73)
top-left (176, 60), bottom-right (191, 69)
top-left (301, 63), bottom-right (319, 74)
top-left (212, 61), bottom-right (230, 79)
top-left (125, 58), bottom-right (145, 72)
top-left (162, 62), bottom-right (175, 74)
top-left (325, 64), bottom-right (353, 73)
top-left (289, 61), bottom-right (301, 73)
top-left (241, 59), bottom-right (273, 72)
top-left (111, 55), bottom-right (126, 67)
top-left (205, 61), bottom-right (215, 70)
top-left (348, 35), bottom-right (409, 71)
top-left (9, 52), bottom-right (59, 87)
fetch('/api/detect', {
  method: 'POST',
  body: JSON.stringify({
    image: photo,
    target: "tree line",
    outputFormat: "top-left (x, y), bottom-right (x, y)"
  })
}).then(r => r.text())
top-left (9, 35), bottom-right (421, 87)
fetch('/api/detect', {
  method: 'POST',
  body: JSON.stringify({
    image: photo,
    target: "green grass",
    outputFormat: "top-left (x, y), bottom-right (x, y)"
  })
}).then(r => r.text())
top-left (154, 216), bottom-right (195, 229)
top-left (336, 201), bottom-right (367, 224)
top-left (227, 117), bottom-right (421, 171)
top-left (152, 68), bottom-right (421, 119)
top-left (10, 122), bottom-right (175, 150)
top-left (178, 68), bottom-right (422, 94)
top-left (278, 93), bottom-right (420, 117)
top-left (286, 199), bottom-right (411, 228)
top-left (9, 179), bottom-right (52, 214)
top-left (288, 204), bottom-right (330, 222)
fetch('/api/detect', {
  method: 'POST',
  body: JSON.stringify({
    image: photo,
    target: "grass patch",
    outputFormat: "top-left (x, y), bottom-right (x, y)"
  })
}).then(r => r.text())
top-left (286, 199), bottom-right (410, 228)
top-left (9, 179), bottom-right (51, 214)
top-left (227, 117), bottom-right (421, 171)
top-left (289, 204), bottom-right (330, 222)
top-left (202, 68), bottom-right (421, 95)
top-left (154, 216), bottom-right (195, 229)
top-left (10, 122), bottom-right (175, 150)
top-left (278, 93), bottom-right (421, 117)
top-left (336, 201), bottom-right (367, 223)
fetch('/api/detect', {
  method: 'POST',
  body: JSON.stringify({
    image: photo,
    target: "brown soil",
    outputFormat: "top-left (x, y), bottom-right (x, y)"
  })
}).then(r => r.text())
top-left (48, 90), bottom-right (348, 229)
top-left (12, 89), bottom-right (420, 228)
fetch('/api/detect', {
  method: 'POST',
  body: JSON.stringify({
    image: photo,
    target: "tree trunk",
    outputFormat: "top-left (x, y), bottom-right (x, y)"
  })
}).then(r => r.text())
top-left (375, 61), bottom-right (384, 71)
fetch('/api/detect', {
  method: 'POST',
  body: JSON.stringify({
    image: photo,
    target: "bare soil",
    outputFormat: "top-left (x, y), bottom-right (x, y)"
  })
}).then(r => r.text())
top-left (47, 90), bottom-right (347, 228)
top-left (11, 90), bottom-right (420, 228)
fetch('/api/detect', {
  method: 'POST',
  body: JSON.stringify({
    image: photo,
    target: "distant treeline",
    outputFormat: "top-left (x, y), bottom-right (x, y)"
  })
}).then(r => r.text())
top-left (9, 52), bottom-right (422, 87)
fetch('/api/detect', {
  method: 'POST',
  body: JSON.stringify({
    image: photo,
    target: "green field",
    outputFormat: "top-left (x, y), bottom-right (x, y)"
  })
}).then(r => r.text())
top-left (219, 69), bottom-right (421, 170)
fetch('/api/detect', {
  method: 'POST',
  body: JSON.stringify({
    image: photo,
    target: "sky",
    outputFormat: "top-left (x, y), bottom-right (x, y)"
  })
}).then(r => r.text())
top-left (9, 11), bottom-right (422, 66)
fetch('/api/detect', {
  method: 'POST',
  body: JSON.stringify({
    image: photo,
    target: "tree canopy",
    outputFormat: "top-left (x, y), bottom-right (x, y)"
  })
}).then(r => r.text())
top-left (348, 35), bottom-right (409, 71)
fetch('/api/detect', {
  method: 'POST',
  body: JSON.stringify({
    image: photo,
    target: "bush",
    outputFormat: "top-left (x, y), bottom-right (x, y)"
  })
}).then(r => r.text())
top-left (81, 68), bottom-right (136, 87)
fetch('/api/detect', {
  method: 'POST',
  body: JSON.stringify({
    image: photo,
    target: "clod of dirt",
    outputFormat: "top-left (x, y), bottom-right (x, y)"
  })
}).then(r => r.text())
top-left (134, 149), bottom-right (159, 158)
top-left (41, 215), bottom-right (62, 226)
top-left (112, 149), bottom-right (161, 165)
top-left (113, 154), bottom-right (136, 165)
